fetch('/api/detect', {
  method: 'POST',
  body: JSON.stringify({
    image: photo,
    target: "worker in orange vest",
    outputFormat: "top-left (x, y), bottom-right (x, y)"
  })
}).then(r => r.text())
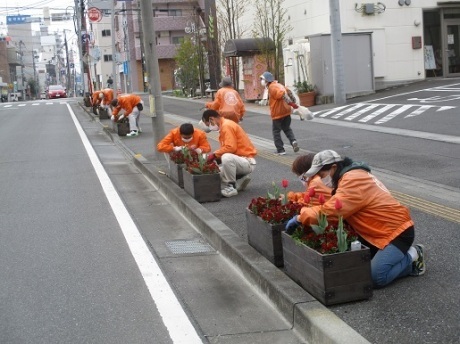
top-left (205, 76), bottom-right (245, 124)
top-left (111, 94), bottom-right (144, 137)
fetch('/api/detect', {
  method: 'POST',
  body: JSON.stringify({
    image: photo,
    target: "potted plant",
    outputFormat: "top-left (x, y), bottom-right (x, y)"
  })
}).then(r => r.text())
top-left (182, 153), bottom-right (221, 203)
top-left (282, 195), bottom-right (373, 306)
top-left (295, 80), bottom-right (316, 107)
top-left (168, 147), bottom-right (199, 188)
top-left (246, 180), bottom-right (302, 267)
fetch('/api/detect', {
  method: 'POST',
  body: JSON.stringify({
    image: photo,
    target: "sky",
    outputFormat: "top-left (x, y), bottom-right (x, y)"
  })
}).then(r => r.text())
top-left (0, 0), bottom-right (77, 34)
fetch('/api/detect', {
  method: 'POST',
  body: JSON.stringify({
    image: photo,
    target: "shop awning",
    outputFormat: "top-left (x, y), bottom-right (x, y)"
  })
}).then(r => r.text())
top-left (223, 38), bottom-right (275, 57)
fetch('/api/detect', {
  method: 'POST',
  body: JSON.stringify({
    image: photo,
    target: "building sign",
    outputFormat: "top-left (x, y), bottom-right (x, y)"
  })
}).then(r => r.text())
top-left (7, 15), bottom-right (31, 25)
top-left (88, 7), bottom-right (103, 23)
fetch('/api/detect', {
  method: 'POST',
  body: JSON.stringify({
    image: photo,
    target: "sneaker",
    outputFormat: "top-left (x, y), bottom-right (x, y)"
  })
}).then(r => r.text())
top-left (221, 185), bottom-right (238, 197)
top-left (236, 174), bottom-right (251, 191)
top-left (275, 151), bottom-right (286, 156)
top-left (410, 244), bottom-right (426, 276)
top-left (138, 127), bottom-right (142, 134)
top-left (126, 130), bottom-right (139, 137)
top-left (292, 141), bottom-right (299, 152)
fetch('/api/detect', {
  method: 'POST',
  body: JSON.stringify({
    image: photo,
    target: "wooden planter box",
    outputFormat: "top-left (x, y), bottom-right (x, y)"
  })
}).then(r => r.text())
top-left (298, 92), bottom-right (316, 107)
top-left (98, 107), bottom-right (109, 120)
top-left (246, 209), bottom-right (284, 267)
top-left (117, 122), bottom-right (130, 136)
top-left (183, 169), bottom-right (221, 203)
top-left (168, 161), bottom-right (184, 188)
top-left (281, 232), bottom-right (373, 306)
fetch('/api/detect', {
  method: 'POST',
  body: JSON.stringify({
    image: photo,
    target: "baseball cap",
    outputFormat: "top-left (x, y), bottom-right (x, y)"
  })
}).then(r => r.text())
top-left (260, 71), bottom-right (274, 82)
top-left (304, 150), bottom-right (343, 178)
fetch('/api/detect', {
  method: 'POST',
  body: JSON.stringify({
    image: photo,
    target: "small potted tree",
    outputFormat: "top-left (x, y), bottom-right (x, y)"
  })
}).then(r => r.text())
top-left (295, 80), bottom-right (316, 107)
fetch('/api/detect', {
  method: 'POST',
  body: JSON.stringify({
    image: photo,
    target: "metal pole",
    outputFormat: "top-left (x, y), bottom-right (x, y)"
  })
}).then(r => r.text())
top-left (64, 31), bottom-right (71, 94)
top-left (140, 0), bottom-right (165, 159)
top-left (75, 0), bottom-right (85, 95)
top-left (111, 0), bottom-right (118, 94)
top-left (329, 0), bottom-right (346, 105)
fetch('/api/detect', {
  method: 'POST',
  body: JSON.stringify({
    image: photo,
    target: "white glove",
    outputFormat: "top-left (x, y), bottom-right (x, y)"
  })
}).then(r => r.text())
top-left (173, 146), bottom-right (183, 152)
top-left (110, 115), bottom-right (115, 121)
top-left (118, 114), bottom-right (125, 121)
top-left (198, 119), bottom-right (211, 133)
top-left (195, 148), bottom-right (202, 154)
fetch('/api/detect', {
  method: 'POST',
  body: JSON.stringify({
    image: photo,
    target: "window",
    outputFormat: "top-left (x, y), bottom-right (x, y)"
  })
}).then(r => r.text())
top-left (103, 54), bottom-right (113, 62)
top-left (102, 29), bottom-right (111, 37)
top-left (172, 36), bottom-right (184, 45)
top-left (169, 9), bottom-right (182, 17)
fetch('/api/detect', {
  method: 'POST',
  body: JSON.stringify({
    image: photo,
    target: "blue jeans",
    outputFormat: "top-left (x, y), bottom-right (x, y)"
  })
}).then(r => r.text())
top-left (371, 244), bottom-right (413, 288)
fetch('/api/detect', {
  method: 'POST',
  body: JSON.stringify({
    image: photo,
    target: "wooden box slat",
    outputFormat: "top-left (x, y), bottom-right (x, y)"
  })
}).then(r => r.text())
top-left (168, 161), bottom-right (184, 188)
top-left (246, 209), bottom-right (284, 267)
top-left (183, 169), bottom-right (221, 203)
top-left (282, 232), bottom-right (373, 305)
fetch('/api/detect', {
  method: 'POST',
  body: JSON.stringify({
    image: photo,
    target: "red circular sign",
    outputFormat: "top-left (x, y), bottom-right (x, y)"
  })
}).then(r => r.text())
top-left (88, 7), bottom-right (102, 23)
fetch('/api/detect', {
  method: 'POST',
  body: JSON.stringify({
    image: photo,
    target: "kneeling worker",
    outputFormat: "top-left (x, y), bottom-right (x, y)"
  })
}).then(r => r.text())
top-left (157, 123), bottom-right (211, 155)
top-left (201, 109), bottom-right (257, 197)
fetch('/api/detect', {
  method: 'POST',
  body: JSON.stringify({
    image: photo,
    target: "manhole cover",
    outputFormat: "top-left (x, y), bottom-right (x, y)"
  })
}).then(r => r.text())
top-left (165, 240), bottom-right (215, 255)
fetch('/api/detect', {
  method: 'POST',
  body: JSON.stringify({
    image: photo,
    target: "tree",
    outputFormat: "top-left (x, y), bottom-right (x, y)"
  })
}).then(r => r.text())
top-left (174, 37), bottom-right (203, 96)
top-left (27, 78), bottom-right (38, 98)
top-left (252, 0), bottom-right (292, 83)
top-left (216, 0), bottom-right (246, 89)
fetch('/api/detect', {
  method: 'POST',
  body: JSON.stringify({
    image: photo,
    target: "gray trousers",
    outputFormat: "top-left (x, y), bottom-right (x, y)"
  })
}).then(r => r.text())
top-left (220, 153), bottom-right (255, 188)
top-left (272, 115), bottom-right (296, 153)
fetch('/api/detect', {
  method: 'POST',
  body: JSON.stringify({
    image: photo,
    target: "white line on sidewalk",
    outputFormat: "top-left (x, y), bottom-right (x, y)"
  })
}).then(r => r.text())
top-left (66, 104), bottom-right (203, 344)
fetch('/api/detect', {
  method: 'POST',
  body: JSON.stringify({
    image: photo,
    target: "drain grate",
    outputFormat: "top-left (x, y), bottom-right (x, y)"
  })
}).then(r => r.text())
top-left (165, 239), bottom-right (215, 255)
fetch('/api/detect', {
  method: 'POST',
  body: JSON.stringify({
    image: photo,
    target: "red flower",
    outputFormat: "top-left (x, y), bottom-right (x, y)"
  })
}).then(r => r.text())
top-left (303, 194), bottom-right (311, 204)
top-left (308, 187), bottom-right (316, 197)
top-left (334, 198), bottom-right (343, 211)
top-left (281, 179), bottom-right (289, 188)
top-left (318, 193), bottom-right (325, 205)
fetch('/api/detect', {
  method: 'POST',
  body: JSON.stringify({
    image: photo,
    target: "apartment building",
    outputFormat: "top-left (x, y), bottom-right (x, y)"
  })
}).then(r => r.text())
top-left (90, 0), bottom-right (212, 93)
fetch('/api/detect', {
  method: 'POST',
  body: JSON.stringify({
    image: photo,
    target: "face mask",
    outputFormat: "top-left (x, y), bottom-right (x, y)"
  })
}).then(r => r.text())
top-left (321, 175), bottom-right (333, 188)
top-left (209, 124), bottom-right (219, 131)
top-left (260, 79), bottom-right (266, 87)
top-left (181, 137), bottom-right (193, 143)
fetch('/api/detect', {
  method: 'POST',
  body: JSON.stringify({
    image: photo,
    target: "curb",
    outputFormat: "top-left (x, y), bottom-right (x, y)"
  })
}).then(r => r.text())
top-left (78, 101), bottom-right (370, 344)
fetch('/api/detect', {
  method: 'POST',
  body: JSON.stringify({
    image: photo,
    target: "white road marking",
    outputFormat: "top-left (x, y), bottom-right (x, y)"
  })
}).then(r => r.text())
top-left (18, 104), bottom-right (26, 107)
top-left (344, 104), bottom-right (379, 121)
top-left (359, 104), bottom-right (397, 123)
top-left (375, 104), bottom-right (414, 124)
top-left (66, 104), bottom-right (202, 344)
top-left (331, 103), bottom-right (367, 119)
top-left (405, 105), bottom-right (434, 118)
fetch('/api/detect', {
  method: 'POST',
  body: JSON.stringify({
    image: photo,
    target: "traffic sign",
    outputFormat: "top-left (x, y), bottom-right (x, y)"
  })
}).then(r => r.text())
top-left (88, 7), bottom-right (102, 23)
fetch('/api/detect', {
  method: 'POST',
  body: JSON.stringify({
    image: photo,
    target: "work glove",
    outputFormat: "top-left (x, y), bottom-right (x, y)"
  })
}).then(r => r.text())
top-left (195, 148), bottom-right (202, 154)
top-left (118, 114), bottom-right (125, 121)
top-left (207, 153), bottom-right (216, 163)
top-left (110, 115), bottom-right (115, 121)
top-left (285, 215), bottom-right (301, 235)
top-left (173, 146), bottom-right (183, 152)
top-left (288, 102), bottom-right (299, 109)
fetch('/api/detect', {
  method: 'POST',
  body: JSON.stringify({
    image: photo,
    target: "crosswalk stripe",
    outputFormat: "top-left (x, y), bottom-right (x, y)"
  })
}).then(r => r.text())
top-left (374, 105), bottom-right (415, 124)
top-left (331, 103), bottom-right (367, 119)
top-left (344, 104), bottom-right (379, 121)
top-left (359, 104), bottom-right (397, 123)
top-left (404, 105), bottom-right (433, 118)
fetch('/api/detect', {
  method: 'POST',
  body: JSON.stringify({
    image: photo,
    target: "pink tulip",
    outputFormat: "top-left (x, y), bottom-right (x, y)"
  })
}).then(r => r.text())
top-left (318, 194), bottom-right (325, 205)
top-left (308, 188), bottom-right (316, 197)
top-left (334, 198), bottom-right (343, 210)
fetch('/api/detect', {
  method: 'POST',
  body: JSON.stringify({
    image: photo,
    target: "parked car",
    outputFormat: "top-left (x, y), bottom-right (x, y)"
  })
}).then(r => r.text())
top-left (47, 85), bottom-right (67, 99)
top-left (40, 92), bottom-right (46, 100)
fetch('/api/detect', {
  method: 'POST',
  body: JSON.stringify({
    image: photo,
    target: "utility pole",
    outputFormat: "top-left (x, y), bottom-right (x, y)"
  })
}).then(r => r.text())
top-left (75, 0), bottom-right (85, 95)
top-left (32, 49), bottom-right (37, 98)
top-left (111, 0), bottom-right (118, 93)
top-left (140, 0), bottom-right (165, 158)
top-left (329, 0), bottom-right (346, 105)
top-left (64, 31), bottom-right (71, 94)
